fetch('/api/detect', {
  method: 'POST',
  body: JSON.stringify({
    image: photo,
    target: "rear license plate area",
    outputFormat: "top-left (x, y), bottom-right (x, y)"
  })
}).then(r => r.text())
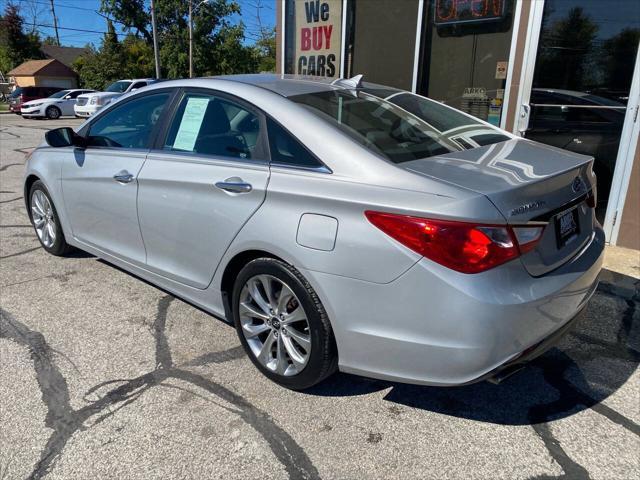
top-left (555, 206), bottom-right (580, 249)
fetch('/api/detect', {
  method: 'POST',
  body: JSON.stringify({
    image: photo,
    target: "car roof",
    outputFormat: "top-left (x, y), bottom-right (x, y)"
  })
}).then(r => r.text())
top-left (214, 74), bottom-right (388, 97)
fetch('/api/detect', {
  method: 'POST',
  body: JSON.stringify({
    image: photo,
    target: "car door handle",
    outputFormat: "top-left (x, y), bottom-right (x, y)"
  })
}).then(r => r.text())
top-left (215, 180), bottom-right (252, 193)
top-left (113, 170), bottom-right (134, 184)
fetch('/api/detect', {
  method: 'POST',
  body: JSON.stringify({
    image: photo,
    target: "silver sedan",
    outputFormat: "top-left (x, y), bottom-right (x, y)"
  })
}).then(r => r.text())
top-left (24, 74), bottom-right (604, 389)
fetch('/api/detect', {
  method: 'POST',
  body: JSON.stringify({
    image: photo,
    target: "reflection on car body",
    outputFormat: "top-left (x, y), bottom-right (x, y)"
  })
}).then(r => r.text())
top-left (24, 75), bottom-right (603, 390)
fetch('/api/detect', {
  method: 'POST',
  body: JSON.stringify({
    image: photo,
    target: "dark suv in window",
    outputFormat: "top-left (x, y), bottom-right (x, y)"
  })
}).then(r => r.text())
top-left (8, 86), bottom-right (65, 113)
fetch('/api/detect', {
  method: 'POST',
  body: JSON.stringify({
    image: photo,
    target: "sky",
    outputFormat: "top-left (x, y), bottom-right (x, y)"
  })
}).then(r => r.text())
top-left (1, 0), bottom-right (276, 47)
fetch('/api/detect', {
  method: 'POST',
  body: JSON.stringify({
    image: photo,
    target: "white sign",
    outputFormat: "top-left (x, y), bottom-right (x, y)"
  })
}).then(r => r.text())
top-left (462, 87), bottom-right (487, 99)
top-left (173, 97), bottom-right (209, 152)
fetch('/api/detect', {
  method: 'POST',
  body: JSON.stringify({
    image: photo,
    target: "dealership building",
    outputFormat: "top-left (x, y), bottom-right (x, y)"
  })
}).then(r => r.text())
top-left (276, 0), bottom-right (640, 250)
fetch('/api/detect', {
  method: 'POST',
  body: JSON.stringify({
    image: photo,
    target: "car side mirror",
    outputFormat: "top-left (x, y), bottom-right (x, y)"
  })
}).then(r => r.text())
top-left (45, 127), bottom-right (86, 148)
top-left (130, 88), bottom-right (138, 92)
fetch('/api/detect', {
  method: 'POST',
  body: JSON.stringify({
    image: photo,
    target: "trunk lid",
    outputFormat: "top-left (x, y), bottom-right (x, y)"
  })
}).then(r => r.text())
top-left (402, 138), bottom-right (597, 276)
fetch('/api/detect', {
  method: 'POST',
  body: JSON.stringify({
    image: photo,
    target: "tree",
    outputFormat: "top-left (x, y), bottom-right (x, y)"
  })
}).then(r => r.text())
top-left (100, 0), bottom-right (258, 78)
top-left (0, 3), bottom-right (43, 74)
top-left (74, 20), bottom-right (124, 90)
top-left (121, 35), bottom-right (155, 79)
top-left (254, 26), bottom-right (276, 73)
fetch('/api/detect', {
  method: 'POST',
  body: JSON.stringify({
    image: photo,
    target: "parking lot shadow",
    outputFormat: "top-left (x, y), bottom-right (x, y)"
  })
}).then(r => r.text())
top-left (306, 271), bottom-right (639, 428)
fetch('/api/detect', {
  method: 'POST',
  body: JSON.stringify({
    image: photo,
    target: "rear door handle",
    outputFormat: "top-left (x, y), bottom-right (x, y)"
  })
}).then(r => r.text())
top-left (113, 170), bottom-right (134, 184)
top-left (215, 179), bottom-right (252, 194)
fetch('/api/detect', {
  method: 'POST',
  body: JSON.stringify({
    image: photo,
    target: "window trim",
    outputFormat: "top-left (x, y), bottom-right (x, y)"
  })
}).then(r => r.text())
top-left (152, 87), bottom-right (271, 166)
top-left (264, 114), bottom-right (332, 174)
top-left (77, 87), bottom-right (179, 151)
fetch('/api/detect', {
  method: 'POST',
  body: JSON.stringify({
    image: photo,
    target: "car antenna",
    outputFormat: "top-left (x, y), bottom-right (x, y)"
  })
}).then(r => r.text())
top-left (331, 74), bottom-right (364, 90)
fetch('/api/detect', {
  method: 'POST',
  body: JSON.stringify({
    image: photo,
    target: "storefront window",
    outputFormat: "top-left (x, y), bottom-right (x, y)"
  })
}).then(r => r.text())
top-left (419, 0), bottom-right (516, 126)
top-left (346, 0), bottom-right (420, 90)
top-left (284, 0), bottom-right (343, 79)
top-left (524, 0), bottom-right (640, 223)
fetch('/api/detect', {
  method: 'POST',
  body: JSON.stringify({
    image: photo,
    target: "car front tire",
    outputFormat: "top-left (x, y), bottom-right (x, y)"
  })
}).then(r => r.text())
top-left (29, 180), bottom-right (74, 256)
top-left (46, 106), bottom-right (61, 119)
top-left (232, 258), bottom-right (338, 390)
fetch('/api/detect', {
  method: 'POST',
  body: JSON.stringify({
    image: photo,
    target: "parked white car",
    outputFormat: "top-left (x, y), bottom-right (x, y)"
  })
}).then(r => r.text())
top-left (74, 79), bottom-right (157, 118)
top-left (20, 89), bottom-right (96, 119)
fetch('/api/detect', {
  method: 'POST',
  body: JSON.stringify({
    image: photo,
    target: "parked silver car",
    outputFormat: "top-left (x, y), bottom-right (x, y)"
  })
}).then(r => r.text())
top-left (24, 74), bottom-right (604, 389)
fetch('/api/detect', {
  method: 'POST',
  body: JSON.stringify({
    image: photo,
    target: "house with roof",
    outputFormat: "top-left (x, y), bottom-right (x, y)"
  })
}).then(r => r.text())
top-left (7, 59), bottom-right (78, 89)
top-left (41, 45), bottom-right (89, 69)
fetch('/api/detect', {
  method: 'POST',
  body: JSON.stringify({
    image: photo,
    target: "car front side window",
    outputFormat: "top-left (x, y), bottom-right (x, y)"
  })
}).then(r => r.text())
top-left (163, 92), bottom-right (265, 161)
top-left (87, 92), bottom-right (170, 149)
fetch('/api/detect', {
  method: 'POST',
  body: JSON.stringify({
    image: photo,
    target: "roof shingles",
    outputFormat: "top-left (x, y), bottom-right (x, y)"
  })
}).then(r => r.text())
top-left (8, 59), bottom-right (76, 77)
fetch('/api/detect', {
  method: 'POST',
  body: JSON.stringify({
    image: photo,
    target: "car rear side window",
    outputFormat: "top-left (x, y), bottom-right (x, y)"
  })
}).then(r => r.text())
top-left (163, 92), bottom-right (265, 161)
top-left (87, 92), bottom-right (170, 149)
top-left (266, 118), bottom-right (323, 169)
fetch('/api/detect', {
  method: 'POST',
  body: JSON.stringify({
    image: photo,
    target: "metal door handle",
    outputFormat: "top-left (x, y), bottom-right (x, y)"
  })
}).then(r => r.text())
top-left (215, 180), bottom-right (252, 193)
top-left (113, 170), bottom-right (134, 184)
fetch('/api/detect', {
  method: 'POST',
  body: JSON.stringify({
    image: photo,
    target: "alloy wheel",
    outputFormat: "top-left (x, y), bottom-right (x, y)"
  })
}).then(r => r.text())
top-left (47, 107), bottom-right (60, 119)
top-left (239, 274), bottom-right (311, 376)
top-left (31, 190), bottom-right (56, 248)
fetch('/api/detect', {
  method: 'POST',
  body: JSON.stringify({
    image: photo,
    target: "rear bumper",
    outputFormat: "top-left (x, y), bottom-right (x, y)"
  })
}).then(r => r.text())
top-left (303, 225), bottom-right (605, 386)
top-left (471, 304), bottom-right (588, 385)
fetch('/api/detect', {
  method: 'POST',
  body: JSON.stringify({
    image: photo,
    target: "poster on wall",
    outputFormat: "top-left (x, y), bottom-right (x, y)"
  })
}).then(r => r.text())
top-left (295, 0), bottom-right (342, 78)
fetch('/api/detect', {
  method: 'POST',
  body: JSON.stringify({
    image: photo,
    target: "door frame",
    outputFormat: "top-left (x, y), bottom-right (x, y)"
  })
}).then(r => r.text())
top-left (603, 46), bottom-right (640, 245)
top-left (511, 0), bottom-right (640, 244)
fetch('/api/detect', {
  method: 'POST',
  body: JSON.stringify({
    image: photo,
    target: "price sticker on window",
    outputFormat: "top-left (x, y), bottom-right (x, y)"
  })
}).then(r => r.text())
top-left (173, 97), bottom-right (209, 151)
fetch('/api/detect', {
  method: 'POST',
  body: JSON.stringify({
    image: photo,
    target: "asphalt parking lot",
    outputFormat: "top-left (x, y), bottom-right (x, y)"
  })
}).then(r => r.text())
top-left (1, 113), bottom-right (639, 480)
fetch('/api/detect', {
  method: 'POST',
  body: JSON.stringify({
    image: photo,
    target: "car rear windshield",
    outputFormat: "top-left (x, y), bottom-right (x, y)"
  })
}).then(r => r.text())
top-left (106, 81), bottom-right (132, 93)
top-left (288, 89), bottom-right (510, 163)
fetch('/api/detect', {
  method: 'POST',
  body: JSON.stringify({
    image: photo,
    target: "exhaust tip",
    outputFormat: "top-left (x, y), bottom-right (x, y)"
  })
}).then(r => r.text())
top-left (487, 364), bottom-right (526, 384)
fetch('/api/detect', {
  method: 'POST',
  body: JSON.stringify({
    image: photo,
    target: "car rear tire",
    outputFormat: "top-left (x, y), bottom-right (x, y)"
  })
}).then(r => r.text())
top-left (29, 180), bottom-right (74, 256)
top-left (46, 106), bottom-right (61, 119)
top-left (232, 258), bottom-right (338, 390)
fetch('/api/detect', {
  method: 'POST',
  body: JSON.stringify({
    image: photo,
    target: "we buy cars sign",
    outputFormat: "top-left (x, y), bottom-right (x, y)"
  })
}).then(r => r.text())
top-left (295, 0), bottom-right (342, 79)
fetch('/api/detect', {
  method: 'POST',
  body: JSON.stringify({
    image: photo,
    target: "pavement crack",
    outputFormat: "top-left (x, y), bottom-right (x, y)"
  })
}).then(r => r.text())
top-left (0, 163), bottom-right (23, 172)
top-left (0, 308), bottom-right (77, 480)
top-left (1, 297), bottom-right (321, 480)
top-left (530, 422), bottom-right (590, 480)
top-left (0, 246), bottom-right (41, 259)
top-left (153, 295), bottom-right (175, 370)
top-left (0, 196), bottom-right (22, 204)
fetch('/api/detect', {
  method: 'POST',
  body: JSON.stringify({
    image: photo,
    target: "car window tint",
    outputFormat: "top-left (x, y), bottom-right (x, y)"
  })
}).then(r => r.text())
top-left (131, 82), bottom-right (147, 90)
top-left (87, 92), bottom-right (170, 149)
top-left (67, 91), bottom-right (84, 99)
top-left (164, 93), bottom-right (263, 161)
top-left (266, 118), bottom-right (322, 169)
top-left (291, 90), bottom-right (510, 164)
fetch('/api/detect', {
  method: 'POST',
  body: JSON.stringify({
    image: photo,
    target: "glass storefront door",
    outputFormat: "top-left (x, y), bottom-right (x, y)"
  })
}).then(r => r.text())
top-left (522, 0), bottom-right (640, 223)
top-left (418, 0), bottom-right (517, 127)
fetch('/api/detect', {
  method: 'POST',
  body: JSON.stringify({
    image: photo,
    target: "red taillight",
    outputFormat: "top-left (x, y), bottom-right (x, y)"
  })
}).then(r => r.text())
top-left (365, 211), bottom-right (544, 274)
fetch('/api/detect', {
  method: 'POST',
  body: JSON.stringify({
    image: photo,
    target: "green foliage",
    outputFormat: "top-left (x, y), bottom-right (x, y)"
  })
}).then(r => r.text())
top-left (100, 0), bottom-right (268, 79)
top-left (74, 20), bottom-right (124, 90)
top-left (0, 3), bottom-right (43, 73)
top-left (254, 27), bottom-right (276, 73)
